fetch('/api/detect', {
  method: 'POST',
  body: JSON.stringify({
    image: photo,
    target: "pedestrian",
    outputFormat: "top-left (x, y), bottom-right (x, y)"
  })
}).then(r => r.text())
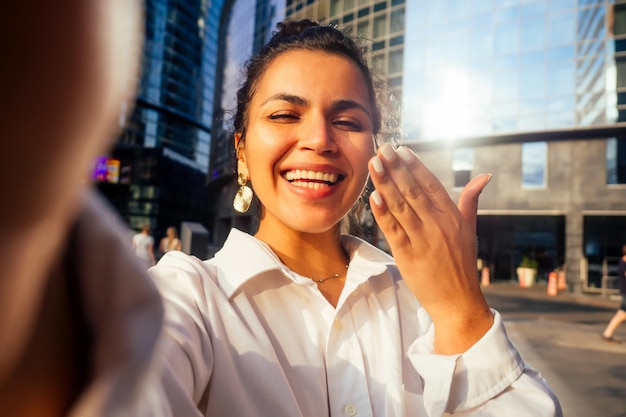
top-left (0, 0), bottom-right (164, 416)
top-left (602, 244), bottom-right (626, 343)
top-left (132, 224), bottom-right (156, 267)
top-left (149, 19), bottom-right (562, 416)
top-left (159, 226), bottom-right (182, 255)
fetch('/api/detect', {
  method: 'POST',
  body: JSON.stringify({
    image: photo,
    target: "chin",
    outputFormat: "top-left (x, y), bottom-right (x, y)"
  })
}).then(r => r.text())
top-left (290, 216), bottom-right (345, 235)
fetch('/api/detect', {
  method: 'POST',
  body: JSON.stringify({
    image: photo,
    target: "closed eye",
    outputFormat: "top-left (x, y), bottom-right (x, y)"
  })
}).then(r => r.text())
top-left (268, 112), bottom-right (299, 122)
top-left (333, 118), bottom-right (364, 132)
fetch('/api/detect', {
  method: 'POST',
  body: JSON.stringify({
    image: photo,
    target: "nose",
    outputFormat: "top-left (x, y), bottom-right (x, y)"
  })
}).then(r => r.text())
top-left (299, 115), bottom-right (338, 154)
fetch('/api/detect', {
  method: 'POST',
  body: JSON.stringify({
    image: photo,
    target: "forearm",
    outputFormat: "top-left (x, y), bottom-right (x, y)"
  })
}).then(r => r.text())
top-left (432, 293), bottom-right (494, 355)
top-left (0, 235), bottom-right (89, 417)
top-left (0, 209), bottom-right (76, 382)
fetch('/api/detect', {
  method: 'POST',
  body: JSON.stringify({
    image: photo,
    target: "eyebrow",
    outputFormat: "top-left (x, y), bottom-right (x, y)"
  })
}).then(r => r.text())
top-left (261, 94), bottom-right (372, 119)
top-left (332, 99), bottom-right (372, 119)
top-left (261, 93), bottom-right (308, 107)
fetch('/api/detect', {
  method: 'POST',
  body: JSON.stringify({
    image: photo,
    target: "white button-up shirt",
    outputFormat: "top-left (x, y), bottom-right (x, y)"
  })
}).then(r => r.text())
top-left (150, 228), bottom-right (561, 417)
top-left (63, 192), bottom-right (165, 416)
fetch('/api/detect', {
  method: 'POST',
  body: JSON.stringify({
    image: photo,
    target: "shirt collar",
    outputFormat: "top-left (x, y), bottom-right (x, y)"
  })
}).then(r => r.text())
top-left (213, 228), bottom-right (396, 298)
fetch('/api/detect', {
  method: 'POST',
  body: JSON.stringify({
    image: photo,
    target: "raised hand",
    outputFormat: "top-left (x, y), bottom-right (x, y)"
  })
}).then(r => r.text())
top-left (368, 143), bottom-right (493, 354)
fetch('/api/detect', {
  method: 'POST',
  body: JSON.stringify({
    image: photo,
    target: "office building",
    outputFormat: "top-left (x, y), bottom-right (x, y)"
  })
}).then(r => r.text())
top-left (97, 0), bottom-right (222, 240)
top-left (395, 0), bottom-right (626, 293)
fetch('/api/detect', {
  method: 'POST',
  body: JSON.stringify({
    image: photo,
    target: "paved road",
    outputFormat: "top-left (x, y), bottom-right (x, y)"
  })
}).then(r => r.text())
top-left (483, 282), bottom-right (626, 417)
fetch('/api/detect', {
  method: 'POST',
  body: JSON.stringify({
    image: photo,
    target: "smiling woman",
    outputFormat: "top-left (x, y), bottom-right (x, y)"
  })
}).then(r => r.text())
top-left (238, 49), bottom-right (375, 241)
top-left (147, 19), bottom-right (563, 416)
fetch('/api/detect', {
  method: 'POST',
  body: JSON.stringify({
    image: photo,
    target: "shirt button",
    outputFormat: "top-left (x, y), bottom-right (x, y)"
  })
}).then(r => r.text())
top-left (344, 404), bottom-right (357, 416)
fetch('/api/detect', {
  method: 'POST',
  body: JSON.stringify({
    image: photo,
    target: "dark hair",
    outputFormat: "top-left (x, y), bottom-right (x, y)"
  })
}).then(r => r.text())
top-left (233, 19), bottom-right (382, 142)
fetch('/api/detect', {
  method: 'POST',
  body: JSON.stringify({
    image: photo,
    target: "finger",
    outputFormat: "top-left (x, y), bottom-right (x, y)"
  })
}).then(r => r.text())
top-left (369, 146), bottom-right (423, 219)
top-left (367, 164), bottom-right (414, 248)
top-left (369, 147), bottom-right (429, 227)
top-left (457, 174), bottom-right (492, 235)
top-left (372, 144), bottom-right (455, 215)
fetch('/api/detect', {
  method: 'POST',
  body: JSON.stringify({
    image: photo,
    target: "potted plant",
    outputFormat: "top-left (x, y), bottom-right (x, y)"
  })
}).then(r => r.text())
top-left (516, 255), bottom-right (538, 288)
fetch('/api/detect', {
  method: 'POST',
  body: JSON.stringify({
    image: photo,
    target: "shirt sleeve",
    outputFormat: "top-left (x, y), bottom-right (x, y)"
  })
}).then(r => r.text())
top-left (146, 253), bottom-right (216, 416)
top-left (407, 310), bottom-right (563, 417)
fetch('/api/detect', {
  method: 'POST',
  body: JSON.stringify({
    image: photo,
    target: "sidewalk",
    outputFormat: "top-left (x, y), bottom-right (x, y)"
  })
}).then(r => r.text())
top-left (480, 280), bottom-right (622, 310)
top-left (481, 280), bottom-right (626, 417)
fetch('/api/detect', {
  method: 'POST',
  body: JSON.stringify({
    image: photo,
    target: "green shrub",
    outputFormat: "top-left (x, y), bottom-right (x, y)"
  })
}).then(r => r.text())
top-left (519, 256), bottom-right (538, 269)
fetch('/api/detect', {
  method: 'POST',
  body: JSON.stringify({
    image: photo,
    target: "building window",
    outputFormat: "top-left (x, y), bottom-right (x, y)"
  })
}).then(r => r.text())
top-left (373, 14), bottom-right (387, 38)
top-left (607, 137), bottom-right (626, 184)
top-left (357, 20), bottom-right (370, 37)
top-left (614, 3), bottom-right (626, 36)
top-left (452, 148), bottom-right (473, 188)
top-left (617, 57), bottom-right (626, 89)
top-left (390, 8), bottom-right (404, 33)
top-left (388, 49), bottom-right (403, 74)
top-left (522, 141), bottom-right (547, 188)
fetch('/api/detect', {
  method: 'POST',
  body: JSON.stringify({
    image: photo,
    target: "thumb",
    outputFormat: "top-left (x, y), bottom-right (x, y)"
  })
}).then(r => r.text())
top-left (458, 174), bottom-right (492, 235)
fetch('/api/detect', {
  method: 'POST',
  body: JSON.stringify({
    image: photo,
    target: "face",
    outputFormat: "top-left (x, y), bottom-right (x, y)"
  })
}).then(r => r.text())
top-left (238, 49), bottom-right (376, 236)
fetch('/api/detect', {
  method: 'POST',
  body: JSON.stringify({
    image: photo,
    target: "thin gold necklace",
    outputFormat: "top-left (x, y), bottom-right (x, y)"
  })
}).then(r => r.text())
top-left (312, 264), bottom-right (349, 283)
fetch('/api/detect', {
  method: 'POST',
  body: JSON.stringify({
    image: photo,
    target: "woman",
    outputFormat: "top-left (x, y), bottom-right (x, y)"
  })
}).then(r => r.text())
top-left (160, 226), bottom-right (182, 254)
top-left (150, 20), bottom-right (561, 416)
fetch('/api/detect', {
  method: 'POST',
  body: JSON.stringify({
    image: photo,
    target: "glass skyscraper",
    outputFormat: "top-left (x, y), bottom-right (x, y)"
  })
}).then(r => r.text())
top-left (99, 0), bottom-right (223, 239)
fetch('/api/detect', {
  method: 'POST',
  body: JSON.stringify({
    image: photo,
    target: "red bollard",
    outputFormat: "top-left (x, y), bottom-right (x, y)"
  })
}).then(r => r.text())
top-left (547, 272), bottom-right (558, 296)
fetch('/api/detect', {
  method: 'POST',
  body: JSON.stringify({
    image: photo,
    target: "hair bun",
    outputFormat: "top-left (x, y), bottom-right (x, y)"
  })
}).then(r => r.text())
top-left (275, 19), bottom-right (320, 37)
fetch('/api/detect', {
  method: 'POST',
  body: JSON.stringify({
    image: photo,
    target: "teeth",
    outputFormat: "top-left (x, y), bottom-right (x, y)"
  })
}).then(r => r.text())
top-left (284, 170), bottom-right (338, 184)
top-left (290, 181), bottom-right (331, 190)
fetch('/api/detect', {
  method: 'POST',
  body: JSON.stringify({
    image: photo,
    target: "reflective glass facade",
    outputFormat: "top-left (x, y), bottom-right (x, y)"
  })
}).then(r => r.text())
top-left (102, 0), bottom-right (223, 235)
top-left (403, 0), bottom-right (619, 143)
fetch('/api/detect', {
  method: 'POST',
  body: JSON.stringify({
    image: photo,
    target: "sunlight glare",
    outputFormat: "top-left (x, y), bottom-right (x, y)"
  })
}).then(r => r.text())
top-left (422, 70), bottom-right (471, 142)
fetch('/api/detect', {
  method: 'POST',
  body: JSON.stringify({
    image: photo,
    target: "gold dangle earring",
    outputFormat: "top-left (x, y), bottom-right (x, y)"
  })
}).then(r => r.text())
top-left (233, 172), bottom-right (253, 213)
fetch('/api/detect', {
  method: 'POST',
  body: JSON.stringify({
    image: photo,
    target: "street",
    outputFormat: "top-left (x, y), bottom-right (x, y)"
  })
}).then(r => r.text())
top-left (483, 282), bottom-right (626, 417)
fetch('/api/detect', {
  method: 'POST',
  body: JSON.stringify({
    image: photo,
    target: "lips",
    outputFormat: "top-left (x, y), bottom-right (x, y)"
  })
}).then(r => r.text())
top-left (282, 169), bottom-right (343, 189)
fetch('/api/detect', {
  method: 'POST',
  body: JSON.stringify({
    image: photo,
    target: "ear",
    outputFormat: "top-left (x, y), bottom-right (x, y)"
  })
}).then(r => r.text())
top-left (234, 132), bottom-right (249, 178)
top-left (234, 132), bottom-right (245, 161)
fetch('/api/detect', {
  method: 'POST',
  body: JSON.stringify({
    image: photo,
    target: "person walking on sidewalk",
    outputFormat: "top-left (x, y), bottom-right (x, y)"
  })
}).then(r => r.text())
top-left (132, 224), bottom-right (156, 267)
top-left (602, 244), bottom-right (626, 343)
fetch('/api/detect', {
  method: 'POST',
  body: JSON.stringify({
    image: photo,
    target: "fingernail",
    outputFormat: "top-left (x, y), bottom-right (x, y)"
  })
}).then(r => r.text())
top-left (371, 156), bottom-right (384, 174)
top-left (397, 146), bottom-right (412, 162)
top-left (380, 143), bottom-right (395, 161)
top-left (371, 190), bottom-right (383, 206)
top-left (485, 174), bottom-right (493, 185)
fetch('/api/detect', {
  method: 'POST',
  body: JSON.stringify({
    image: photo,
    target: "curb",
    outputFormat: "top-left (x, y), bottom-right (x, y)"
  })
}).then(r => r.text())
top-left (481, 281), bottom-right (621, 310)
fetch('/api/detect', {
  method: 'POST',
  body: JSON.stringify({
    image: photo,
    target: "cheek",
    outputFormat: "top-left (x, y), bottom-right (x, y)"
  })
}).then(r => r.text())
top-left (243, 140), bottom-right (285, 182)
top-left (351, 138), bottom-right (376, 173)
top-left (246, 125), bottom-right (294, 163)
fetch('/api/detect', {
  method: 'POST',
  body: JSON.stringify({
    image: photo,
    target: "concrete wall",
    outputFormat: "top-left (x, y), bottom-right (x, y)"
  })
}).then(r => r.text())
top-left (416, 138), bottom-right (626, 292)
